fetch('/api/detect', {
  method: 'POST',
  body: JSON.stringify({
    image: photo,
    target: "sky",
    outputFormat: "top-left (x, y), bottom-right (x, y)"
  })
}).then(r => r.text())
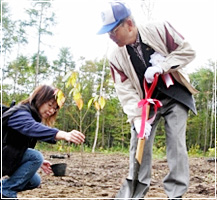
top-left (2, 0), bottom-right (217, 74)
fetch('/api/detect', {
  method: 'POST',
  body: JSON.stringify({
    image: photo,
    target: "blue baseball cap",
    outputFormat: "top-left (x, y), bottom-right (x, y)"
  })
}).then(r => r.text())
top-left (97, 1), bottom-right (131, 35)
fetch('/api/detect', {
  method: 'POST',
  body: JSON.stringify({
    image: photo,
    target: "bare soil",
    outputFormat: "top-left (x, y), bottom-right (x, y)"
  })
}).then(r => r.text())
top-left (18, 152), bottom-right (216, 199)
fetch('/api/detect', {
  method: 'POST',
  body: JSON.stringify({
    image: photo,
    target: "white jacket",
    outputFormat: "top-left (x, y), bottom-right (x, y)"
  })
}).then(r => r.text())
top-left (109, 21), bottom-right (198, 124)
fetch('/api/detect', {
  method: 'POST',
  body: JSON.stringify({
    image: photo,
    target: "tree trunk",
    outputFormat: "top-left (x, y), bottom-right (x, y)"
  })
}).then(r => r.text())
top-left (203, 82), bottom-right (211, 154)
top-left (209, 69), bottom-right (215, 148)
top-left (203, 97), bottom-right (209, 154)
top-left (92, 110), bottom-right (100, 152)
top-left (121, 112), bottom-right (124, 150)
top-left (92, 42), bottom-right (108, 153)
top-left (35, 4), bottom-right (43, 87)
top-left (101, 113), bottom-right (105, 148)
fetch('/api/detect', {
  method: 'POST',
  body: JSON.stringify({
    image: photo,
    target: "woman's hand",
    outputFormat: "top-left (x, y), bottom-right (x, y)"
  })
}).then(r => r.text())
top-left (41, 160), bottom-right (52, 175)
top-left (65, 130), bottom-right (85, 144)
top-left (56, 130), bottom-right (85, 144)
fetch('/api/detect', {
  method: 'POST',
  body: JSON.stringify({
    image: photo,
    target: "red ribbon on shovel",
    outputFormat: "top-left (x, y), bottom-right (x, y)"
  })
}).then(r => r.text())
top-left (135, 74), bottom-right (162, 167)
top-left (137, 74), bottom-right (162, 139)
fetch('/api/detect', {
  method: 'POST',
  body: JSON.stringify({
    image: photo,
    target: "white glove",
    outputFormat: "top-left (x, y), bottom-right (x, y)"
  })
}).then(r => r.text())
top-left (134, 118), bottom-right (152, 139)
top-left (144, 65), bottom-right (163, 83)
top-left (149, 52), bottom-right (166, 66)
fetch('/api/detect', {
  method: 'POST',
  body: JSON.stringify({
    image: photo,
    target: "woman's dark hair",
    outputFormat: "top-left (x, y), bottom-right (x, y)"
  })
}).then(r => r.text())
top-left (20, 85), bottom-right (59, 126)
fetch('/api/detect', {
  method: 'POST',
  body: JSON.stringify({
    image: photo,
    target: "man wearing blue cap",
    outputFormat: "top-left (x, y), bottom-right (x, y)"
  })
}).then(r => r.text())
top-left (97, 1), bottom-right (197, 200)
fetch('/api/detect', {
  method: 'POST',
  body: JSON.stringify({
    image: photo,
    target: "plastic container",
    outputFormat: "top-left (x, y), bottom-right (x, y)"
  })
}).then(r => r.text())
top-left (51, 163), bottom-right (67, 176)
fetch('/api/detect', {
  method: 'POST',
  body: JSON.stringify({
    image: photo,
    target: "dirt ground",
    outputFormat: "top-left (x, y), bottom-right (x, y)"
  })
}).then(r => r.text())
top-left (18, 151), bottom-right (216, 199)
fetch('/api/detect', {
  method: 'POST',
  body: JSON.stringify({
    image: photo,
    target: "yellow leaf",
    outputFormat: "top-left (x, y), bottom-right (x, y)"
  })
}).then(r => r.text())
top-left (70, 72), bottom-right (78, 87)
top-left (57, 90), bottom-right (64, 99)
top-left (87, 98), bottom-right (94, 109)
top-left (99, 96), bottom-right (106, 109)
top-left (57, 90), bottom-right (65, 108)
top-left (76, 99), bottom-right (83, 110)
top-left (94, 101), bottom-right (100, 111)
top-left (73, 92), bottom-right (82, 101)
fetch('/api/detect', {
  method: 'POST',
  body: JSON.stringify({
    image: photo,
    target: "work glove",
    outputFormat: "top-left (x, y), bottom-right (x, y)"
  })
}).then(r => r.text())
top-left (134, 118), bottom-right (152, 139)
top-left (144, 65), bottom-right (163, 83)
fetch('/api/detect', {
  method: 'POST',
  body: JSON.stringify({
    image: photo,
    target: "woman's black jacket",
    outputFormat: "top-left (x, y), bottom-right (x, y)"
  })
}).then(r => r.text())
top-left (2, 103), bottom-right (41, 176)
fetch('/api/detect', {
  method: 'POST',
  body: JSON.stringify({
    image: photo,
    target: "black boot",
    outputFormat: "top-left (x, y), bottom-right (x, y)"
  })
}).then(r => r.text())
top-left (169, 196), bottom-right (182, 200)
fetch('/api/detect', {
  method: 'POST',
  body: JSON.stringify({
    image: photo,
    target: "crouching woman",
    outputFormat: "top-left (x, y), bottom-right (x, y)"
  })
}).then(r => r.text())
top-left (1, 85), bottom-right (85, 199)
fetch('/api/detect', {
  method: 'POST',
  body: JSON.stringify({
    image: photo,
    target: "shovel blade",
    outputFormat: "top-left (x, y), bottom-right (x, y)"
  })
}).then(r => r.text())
top-left (115, 142), bottom-right (147, 199)
top-left (115, 178), bottom-right (149, 199)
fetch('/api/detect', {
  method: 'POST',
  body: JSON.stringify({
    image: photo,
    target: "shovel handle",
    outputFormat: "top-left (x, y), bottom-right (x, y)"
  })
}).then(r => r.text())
top-left (135, 74), bottom-right (159, 164)
top-left (135, 105), bottom-right (150, 164)
top-left (136, 139), bottom-right (145, 165)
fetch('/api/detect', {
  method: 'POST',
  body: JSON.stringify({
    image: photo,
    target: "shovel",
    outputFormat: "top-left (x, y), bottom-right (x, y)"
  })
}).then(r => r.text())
top-left (115, 74), bottom-right (160, 199)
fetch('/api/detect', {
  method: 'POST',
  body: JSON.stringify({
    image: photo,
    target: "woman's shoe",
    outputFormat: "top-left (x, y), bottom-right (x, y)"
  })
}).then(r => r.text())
top-left (2, 194), bottom-right (18, 200)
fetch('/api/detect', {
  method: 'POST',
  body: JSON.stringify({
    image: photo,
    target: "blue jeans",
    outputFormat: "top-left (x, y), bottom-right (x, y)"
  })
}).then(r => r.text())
top-left (1, 148), bottom-right (44, 198)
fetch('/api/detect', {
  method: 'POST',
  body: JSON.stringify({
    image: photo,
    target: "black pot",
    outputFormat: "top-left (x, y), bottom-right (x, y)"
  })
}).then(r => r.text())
top-left (51, 163), bottom-right (67, 176)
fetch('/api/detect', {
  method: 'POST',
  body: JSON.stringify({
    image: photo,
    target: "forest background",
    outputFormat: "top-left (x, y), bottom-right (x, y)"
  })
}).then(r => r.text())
top-left (1, 0), bottom-right (216, 157)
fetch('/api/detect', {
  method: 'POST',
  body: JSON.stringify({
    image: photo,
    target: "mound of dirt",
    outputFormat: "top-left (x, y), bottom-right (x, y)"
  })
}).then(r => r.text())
top-left (18, 152), bottom-right (216, 199)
